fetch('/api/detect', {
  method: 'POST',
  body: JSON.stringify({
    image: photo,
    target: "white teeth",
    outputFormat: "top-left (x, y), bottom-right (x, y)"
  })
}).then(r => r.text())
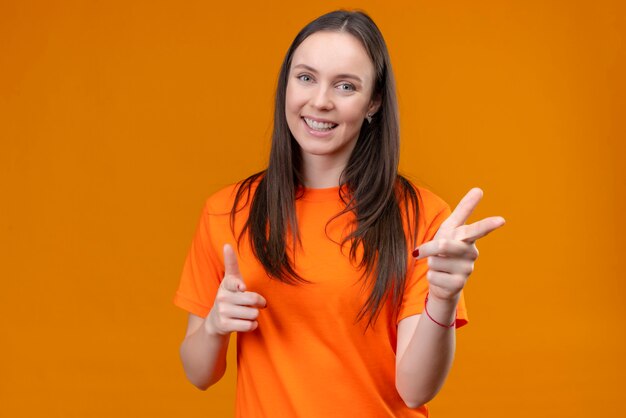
top-left (304, 117), bottom-right (337, 131)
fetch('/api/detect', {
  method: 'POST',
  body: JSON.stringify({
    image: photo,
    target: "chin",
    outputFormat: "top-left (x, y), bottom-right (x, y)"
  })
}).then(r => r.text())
top-left (298, 140), bottom-right (356, 160)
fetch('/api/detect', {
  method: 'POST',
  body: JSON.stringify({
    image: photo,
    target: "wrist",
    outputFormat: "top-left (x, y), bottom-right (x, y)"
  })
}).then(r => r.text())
top-left (426, 290), bottom-right (460, 306)
top-left (424, 292), bottom-right (458, 328)
top-left (204, 313), bottom-right (230, 338)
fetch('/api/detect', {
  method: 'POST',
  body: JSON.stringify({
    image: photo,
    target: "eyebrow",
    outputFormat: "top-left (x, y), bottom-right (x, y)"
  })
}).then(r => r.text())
top-left (292, 63), bottom-right (363, 84)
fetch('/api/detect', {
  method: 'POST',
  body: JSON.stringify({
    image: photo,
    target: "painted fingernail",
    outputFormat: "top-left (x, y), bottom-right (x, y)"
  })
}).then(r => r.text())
top-left (412, 248), bottom-right (420, 258)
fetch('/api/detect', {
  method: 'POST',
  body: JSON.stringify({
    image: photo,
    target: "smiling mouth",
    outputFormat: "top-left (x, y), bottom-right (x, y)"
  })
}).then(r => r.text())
top-left (303, 117), bottom-right (338, 132)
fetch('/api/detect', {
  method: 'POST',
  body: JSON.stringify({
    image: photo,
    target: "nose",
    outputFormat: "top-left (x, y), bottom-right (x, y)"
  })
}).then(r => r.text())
top-left (311, 85), bottom-right (334, 110)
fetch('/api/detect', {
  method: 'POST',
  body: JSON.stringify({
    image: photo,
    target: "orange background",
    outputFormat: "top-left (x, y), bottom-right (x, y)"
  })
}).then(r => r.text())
top-left (1, 1), bottom-right (624, 417)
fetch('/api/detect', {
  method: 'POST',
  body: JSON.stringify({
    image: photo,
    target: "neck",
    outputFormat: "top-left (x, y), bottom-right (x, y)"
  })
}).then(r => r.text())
top-left (300, 154), bottom-right (349, 188)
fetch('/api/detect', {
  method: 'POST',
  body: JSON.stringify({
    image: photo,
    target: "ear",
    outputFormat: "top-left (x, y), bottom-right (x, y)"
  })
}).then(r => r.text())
top-left (367, 94), bottom-right (382, 116)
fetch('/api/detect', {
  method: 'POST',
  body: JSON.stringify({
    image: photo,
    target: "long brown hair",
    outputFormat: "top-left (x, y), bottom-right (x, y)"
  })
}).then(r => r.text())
top-left (231, 10), bottom-right (420, 330)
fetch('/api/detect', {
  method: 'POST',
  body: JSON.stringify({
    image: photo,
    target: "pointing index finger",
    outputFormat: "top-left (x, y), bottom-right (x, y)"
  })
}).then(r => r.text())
top-left (414, 215), bottom-right (506, 259)
top-left (440, 188), bottom-right (483, 232)
top-left (223, 244), bottom-right (241, 276)
top-left (223, 244), bottom-right (246, 292)
top-left (454, 216), bottom-right (506, 243)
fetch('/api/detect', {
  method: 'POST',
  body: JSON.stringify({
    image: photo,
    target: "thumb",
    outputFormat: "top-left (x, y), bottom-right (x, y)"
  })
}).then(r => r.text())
top-left (223, 244), bottom-right (245, 292)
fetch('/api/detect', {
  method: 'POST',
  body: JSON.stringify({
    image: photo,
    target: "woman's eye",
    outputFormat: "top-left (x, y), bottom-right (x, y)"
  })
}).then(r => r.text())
top-left (298, 74), bottom-right (312, 82)
top-left (338, 83), bottom-right (356, 92)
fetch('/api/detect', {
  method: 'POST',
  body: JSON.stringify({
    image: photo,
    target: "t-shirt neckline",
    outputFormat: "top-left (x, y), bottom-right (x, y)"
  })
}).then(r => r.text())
top-left (297, 185), bottom-right (346, 202)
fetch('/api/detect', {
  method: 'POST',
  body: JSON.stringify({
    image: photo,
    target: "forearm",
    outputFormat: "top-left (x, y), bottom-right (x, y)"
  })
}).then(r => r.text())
top-left (396, 296), bottom-right (458, 408)
top-left (179, 321), bottom-right (231, 390)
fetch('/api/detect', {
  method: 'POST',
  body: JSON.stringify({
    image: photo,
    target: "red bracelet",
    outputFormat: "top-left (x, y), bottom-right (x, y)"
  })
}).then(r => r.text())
top-left (424, 293), bottom-right (456, 328)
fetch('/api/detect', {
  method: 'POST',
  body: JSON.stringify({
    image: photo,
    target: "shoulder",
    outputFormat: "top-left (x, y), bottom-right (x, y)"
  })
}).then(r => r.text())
top-left (414, 185), bottom-right (450, 219)
top-left (199, 183), bottom-right (237, 215)
top-left (411, 185), bottom-right (452, 244)
top-left (397, 177), bottom-right (450, 223)
top-left (204, 183), bottom-right (239, 213)
top-left (204, 173), bottom-right (264, 214)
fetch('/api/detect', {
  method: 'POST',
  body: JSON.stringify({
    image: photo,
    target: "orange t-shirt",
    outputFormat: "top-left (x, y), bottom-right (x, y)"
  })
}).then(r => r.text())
top-left (173, 182), bottom-right (468, 418)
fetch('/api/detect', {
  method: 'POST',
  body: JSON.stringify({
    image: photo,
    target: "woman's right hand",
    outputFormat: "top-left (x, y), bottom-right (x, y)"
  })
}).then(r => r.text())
top-left (205, 244), bottom-right (267, 336)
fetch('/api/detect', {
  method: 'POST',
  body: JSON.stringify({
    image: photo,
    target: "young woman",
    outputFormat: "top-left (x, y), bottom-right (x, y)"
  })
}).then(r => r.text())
top-left (174, 10), bottom-right (505, 417)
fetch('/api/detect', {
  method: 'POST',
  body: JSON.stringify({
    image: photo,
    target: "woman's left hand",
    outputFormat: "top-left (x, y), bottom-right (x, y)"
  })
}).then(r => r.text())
top-left (413, 188), bottom-right (506, 302)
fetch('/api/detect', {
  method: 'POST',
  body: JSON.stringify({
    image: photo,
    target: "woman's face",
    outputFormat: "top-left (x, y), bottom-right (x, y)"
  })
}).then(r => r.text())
top-left (285, 31), bottom-right (379, 168)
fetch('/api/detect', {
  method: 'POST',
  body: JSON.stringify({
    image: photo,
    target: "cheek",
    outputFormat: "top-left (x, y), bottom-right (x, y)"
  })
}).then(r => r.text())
top-left (285, 83), bottom-right (303, 114)
top-left (341, 101), bottom-right (368, 125)
top-left (284, 85), bottom-right (301, 135)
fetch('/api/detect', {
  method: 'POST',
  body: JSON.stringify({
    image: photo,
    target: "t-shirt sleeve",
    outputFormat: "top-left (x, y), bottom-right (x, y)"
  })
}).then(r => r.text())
top-left (396, 202), bottom-right (469, 328)
top-left (173, 200), bottom-right (224, 318)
